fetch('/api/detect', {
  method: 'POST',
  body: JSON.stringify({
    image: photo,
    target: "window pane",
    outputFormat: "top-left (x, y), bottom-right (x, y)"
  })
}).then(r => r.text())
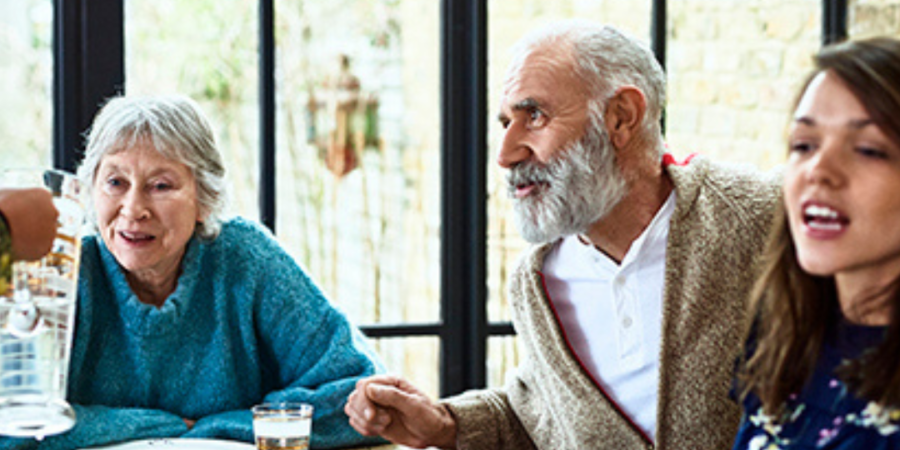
top-left (274, 0), bottom-right (441, 327)
top-left (666, 0), bottom-right (820, 168)
top-left (0, 0), bottom-right (52, 168)
top-left (373, 337), bottom-right (440, 399)
top-left (125, 0), bottom-right (260, 221)
top-left (487, 336), bottom-right (521, 389)
top-left (849, 0), bottom-right (900, 39)
top-left (486, 1), bottom-right (652, 323)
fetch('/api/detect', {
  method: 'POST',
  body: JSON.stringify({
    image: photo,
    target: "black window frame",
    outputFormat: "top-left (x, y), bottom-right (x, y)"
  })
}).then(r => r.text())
top-left (52, 0), bottom-right (848, 397)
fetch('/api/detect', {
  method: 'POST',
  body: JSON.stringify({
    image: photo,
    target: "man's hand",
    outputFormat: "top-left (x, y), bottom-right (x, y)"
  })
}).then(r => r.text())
top-left (345, 375), bottom-right (458, 449)
top-left (0, 188), bottom-right (59, 261)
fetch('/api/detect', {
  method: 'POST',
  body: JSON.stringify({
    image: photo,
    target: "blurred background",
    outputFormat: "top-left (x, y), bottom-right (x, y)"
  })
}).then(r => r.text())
top-left (0, 0), bottom-right (897, 400)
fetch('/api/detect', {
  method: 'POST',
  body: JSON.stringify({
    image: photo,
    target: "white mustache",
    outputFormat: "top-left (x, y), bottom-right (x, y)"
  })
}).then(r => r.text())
top-left (506, 153), bottom-right (570, 199)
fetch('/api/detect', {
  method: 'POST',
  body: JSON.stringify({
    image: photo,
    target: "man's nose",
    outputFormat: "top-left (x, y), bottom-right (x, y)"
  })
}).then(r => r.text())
top-left (497, 123), bottom-right (531, 169)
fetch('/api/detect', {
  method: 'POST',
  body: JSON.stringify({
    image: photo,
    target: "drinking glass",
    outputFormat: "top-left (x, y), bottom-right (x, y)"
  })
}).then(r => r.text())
top-left (252, 402), bottom-right (313, 450)
top-left (0, 169), bottom-right (84, 438)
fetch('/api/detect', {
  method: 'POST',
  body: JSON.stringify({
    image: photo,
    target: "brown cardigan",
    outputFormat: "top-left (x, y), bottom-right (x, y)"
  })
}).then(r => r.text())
top-left (443, 156), bottom-right (781, 449)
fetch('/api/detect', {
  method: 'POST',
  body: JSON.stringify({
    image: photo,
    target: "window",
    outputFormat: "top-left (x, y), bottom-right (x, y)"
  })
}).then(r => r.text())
top-left (126, 0), bottom-right (261, 220)
top-left (272, 0), bottom-right (443, 397)
top-left (50, 0), bottom-right (855, 397)
top-left (0, 0), bottom-right (53, 168)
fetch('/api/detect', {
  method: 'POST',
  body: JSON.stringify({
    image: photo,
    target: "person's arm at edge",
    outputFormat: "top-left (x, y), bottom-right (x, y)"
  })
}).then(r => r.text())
top-left (0, 210), bottom-right (12, 295)
top-left (0, 188), bottom-right (58, 261)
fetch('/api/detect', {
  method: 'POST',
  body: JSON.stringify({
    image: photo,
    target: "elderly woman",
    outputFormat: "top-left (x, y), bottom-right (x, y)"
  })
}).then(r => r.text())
top-left (1, 95), bottom-right (384, 450)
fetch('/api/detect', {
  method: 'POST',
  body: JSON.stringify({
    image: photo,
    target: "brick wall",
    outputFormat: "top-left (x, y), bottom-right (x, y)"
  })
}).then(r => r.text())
top-left (851, 0), bottom-right (900, 38)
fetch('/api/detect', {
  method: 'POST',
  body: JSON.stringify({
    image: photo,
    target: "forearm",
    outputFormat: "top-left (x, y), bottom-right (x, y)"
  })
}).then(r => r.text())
top-left (182, 410), bottom-right (252, 443)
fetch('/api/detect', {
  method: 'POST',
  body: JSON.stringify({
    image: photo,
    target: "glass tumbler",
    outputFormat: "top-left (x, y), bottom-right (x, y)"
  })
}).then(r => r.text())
top-left (252, 402), bottom-right (314, 450)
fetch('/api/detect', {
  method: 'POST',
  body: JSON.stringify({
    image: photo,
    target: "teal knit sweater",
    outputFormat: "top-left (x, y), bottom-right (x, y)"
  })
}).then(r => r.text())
top-left (0, 218), bottom-right (384, 449)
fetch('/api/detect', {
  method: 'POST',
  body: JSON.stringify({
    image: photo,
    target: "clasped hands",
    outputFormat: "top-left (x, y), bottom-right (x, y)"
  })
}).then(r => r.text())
top-left (345, 375), bottom-right (458, 450)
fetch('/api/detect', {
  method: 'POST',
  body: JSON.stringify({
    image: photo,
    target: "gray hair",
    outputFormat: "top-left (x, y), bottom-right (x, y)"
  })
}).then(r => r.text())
top-left (77, 94), bottom-right (229, 239)
top-left (508, 20), bottom-right (667, 157)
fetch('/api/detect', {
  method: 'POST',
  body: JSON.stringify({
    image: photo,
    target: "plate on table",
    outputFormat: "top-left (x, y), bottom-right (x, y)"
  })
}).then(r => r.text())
top-left (85, 438), bottom-right (255, 450)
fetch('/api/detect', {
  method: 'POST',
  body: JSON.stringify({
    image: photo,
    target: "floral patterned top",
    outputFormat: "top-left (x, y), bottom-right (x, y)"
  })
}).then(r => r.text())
top-left (733, 320), bottom-right (900, 449)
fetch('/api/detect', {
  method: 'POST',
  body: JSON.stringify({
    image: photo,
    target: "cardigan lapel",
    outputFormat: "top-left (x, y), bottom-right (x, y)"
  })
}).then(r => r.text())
top-left (518, 243), bottom-right (653, 445)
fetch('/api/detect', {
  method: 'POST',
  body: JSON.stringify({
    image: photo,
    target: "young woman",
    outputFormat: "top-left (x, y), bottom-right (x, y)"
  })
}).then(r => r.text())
top-left (734, 37), bottom-right (900, 449)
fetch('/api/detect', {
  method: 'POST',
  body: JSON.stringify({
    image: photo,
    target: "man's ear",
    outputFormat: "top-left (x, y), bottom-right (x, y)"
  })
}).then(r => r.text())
top-left (603, 86), bottom-right (647, 150)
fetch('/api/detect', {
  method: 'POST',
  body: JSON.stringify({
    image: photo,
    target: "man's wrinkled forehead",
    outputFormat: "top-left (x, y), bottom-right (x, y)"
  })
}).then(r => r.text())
top-left (505, 36), bottom-right (576, 80)
top-left (499, 47), bottom-right (585, 115)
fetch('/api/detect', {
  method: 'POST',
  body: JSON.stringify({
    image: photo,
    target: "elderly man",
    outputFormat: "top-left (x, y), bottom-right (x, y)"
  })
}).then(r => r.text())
top-left (345, 20), bottom-right (779, 449)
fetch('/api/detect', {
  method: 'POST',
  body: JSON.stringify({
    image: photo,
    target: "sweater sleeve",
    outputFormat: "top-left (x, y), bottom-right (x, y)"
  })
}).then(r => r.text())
top-left (259, 312), bottom-right (385, 449)
top-left (442, 385), bottom-right (537, 450)
top-left (182, 301), bottom-right (385, 449)
top-left (184, 229), bottom-right (385, 449)
top-left (0, 404), bottom-right (187, 450)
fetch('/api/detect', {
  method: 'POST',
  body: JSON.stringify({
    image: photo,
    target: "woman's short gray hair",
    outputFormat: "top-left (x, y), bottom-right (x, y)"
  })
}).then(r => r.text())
top-left (509, 20), bottom-right (667, 157)
top-left (77, 94), bottom-right (229, 239)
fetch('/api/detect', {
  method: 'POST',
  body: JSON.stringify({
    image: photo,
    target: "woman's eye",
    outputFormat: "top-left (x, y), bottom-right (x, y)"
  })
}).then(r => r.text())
top-left (105, 177), bottom-right (125, 190)
top-left (857, 146), bottom-right (888, 159)
top-left (152, 182), bottom-right (172, 191)
top-left (789, 141), bottom-right (813, 153)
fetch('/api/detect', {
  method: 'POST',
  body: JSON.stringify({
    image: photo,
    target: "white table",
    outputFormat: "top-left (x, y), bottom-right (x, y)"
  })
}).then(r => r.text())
top-left (84, 438), bottom-right (400, 449)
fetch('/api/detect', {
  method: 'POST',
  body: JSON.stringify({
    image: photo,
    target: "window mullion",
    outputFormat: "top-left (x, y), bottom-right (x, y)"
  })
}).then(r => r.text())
top-left (440, 0), bottom-right (488, 397)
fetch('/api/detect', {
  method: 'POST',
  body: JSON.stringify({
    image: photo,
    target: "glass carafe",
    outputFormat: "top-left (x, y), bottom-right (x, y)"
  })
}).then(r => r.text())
top-left (0, 169), bottom-right (84, 438)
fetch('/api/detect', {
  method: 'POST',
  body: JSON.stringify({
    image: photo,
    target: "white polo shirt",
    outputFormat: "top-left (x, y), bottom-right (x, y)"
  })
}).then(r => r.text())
top-left (541, 192), bottom-right (676, 441)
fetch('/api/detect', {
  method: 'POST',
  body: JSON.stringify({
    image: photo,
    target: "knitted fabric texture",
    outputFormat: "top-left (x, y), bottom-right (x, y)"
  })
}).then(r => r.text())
top-left (0, 218), bottom-right (384, 450)
top-left (444, 156), bottom-right (781, 450)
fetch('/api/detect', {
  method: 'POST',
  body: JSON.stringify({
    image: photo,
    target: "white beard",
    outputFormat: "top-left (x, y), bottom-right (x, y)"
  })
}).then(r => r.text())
top-left (506, 115), bottom-right (627, 244)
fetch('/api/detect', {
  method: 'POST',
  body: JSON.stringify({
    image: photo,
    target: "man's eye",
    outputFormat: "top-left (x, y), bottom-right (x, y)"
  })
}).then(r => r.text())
top-left (528, 108), bottom-right (546, 127)
top-left (152, 182), bottom-right (172, 191)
